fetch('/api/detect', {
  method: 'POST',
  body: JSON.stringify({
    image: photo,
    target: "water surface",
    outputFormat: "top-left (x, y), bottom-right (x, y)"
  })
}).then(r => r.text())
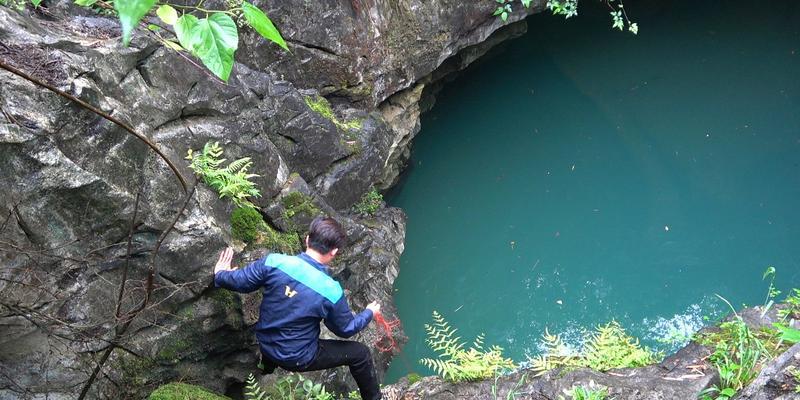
top-left (386, 0), bottom-right (800, 381)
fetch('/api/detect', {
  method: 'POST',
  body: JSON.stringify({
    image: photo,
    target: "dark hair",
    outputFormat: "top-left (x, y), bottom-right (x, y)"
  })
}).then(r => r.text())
top-left (307, 217), bottom-right (346, 254)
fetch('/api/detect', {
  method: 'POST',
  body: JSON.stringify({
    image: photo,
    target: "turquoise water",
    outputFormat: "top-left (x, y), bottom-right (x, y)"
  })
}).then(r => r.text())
top-left (386, 1), bottom-right (800, 382)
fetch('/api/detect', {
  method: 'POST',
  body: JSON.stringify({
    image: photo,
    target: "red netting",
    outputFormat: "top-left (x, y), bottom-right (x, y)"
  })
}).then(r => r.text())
top-left (374, 313), bottom-right (401, 353)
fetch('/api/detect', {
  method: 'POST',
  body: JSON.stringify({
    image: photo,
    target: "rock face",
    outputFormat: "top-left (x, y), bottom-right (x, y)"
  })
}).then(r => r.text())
top-left (0, 0), bottom-right (540, 398)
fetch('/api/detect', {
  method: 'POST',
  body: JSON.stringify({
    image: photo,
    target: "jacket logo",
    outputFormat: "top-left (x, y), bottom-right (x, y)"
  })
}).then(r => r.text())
top-left (284, 285), bottom-right (298, 298)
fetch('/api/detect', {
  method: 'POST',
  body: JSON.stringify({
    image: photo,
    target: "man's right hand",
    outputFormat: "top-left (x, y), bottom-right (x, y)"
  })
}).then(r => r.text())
top-left (366, 301), bottom-right (381, 316)
top-left (214, 247), bottom-right (234, 275)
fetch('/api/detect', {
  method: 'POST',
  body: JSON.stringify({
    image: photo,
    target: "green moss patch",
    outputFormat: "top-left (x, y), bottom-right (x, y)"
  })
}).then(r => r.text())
top-left (304, 95), bottom-right (363, 132)
top-left (282, 191), bottom-right (321, 221)
top-left (261, 224), bottom-right (301, 254)
top-left (231, 206), bottom-right (262, 243)
top-left (149, 382), bottom-right (230, 400)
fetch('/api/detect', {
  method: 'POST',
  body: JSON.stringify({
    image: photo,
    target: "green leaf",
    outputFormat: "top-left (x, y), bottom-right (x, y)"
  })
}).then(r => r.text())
top-left (114, 0), bottom-right (157, 46)
top-left (501, 11), bottom-right (508, 21)
top-left (30, 0), bottom-right (41, 8)
top-left (74, 0), bottom-right (97, 7)
top-left (191, 13), bottom-right (239, 81)
top-left (162, 39), bottom-right (184, 51)
top-left (242, 1), bottom-right (289, 51)
top-left (774, 323), bottom-right (800, 343)
top-left (147, 24), bottom-right (161, 32)
top-left (175, 14), bottom-right (200, 53)
top-left (156, 4), bottom-right (178, 25)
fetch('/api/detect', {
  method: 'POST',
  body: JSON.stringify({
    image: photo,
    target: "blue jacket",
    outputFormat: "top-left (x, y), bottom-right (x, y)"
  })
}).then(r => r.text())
top-left (214, 252), bottom-right (373, 368)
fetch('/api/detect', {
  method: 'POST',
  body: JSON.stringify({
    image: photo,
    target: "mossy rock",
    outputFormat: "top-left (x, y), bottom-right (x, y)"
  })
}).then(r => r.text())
top-left (304, 95), bottom-right (363, 132)
top-left (281, 191), bottom-right (321, 222)
top-left (148, 382), bottom-right (230, 400)
top-left (261, 224), bottom-right (301, 254)
top-left (231, 206), bottom-right (263, 243)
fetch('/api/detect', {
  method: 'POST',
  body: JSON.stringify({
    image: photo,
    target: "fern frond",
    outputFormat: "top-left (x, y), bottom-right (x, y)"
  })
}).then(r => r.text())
top-left (186, 142), bottom-right (262, 208)
top-left (225, 157), bottom-right (253, 173)
top-left (244, 374), bottom-right (266, 400)
top-left (421, 310), bottom-right (516, 382)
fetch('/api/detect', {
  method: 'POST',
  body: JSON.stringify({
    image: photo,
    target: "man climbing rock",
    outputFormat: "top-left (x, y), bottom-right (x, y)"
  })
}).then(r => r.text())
top-left (213, 217), bottom-right (383, 400)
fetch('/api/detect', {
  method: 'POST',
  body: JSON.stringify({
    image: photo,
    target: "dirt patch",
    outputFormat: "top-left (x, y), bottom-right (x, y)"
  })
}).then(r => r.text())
top-left (0, 42), bottom-right (68, 87)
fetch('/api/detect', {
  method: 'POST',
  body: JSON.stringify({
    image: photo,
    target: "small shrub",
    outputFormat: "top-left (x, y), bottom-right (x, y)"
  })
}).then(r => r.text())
top-left (245, 373), bottom-right (334, 400)
top-left (779, 288), bottom-right (800, 322)
top-left (149, 382), bottom-right (229, 400)
top-left (231, 206), bottom-right (263, 243)
top-left (186, 142), bottom-right (260, 208)
top-left (530, 321), bottom-right (659, 376)
top-left (697, 296), bottom-right (779, 400)
top-left (406, 372), bottom-right (422, 385)
top-left (353, 188), bottom-right (383, 216)
top-left (559, 382), bottom-right (608, 400)
top-left (420, 311), bottom-right (516, 382)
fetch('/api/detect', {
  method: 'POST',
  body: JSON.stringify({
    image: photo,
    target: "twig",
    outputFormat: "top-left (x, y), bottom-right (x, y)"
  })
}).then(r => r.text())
top-left (131, 181), bottom-right (197, 315)
top-left (0, 60), bottom-right (188, 192)
top-left (0, 104), bottom-right (18, 125)
top-left (77, 345), bottom-right (115, 400)
top-left (115, 192), bottom-right (140, 320)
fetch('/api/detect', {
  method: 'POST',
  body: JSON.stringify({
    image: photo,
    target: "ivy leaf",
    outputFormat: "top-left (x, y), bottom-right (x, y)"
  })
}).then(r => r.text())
top-left (175, 14), bottom-right (200, 53)
top-left (156, 4), bottom-right (178, 25)
top-left (191, 13), bottom-right (239, 81)
top-left (114, 0), bottom-right (157, 46)
top-left (242, 1), bottom-right (288, 51)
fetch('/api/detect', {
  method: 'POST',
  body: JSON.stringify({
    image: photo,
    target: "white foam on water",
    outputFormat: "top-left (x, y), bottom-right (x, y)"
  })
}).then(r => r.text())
top-left (640, 299), bottom-right (718, 352)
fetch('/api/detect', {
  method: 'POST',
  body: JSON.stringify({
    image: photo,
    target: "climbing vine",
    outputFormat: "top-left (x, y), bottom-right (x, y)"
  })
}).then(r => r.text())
top-left (493, 0), bottom-right (638, 35)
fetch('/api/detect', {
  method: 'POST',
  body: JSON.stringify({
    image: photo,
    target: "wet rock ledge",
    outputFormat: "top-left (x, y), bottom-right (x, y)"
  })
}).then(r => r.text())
top-left (380, 307), bottom-right (800, 400)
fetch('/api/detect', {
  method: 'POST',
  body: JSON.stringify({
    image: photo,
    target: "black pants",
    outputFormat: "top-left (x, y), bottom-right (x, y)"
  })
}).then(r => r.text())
top-left (262, 340), bottom-right (381, 400)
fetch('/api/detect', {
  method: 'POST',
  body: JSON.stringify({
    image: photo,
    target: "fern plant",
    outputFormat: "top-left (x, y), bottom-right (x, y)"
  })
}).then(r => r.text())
top-left (245, 374), bottom-right (267, 400)
top-left (583, 321), bottom-right (656, 371)
top-left (420, 311), bottom-right (515, 382)
top-left (530, 321), bottom-right (658, 376)
top-left (186, 141), bottom-right (261, 208)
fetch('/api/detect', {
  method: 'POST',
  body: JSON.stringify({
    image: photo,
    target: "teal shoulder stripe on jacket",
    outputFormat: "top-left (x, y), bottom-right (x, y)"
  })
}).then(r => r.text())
top-left (265, 253), bottom-right (343, 303)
